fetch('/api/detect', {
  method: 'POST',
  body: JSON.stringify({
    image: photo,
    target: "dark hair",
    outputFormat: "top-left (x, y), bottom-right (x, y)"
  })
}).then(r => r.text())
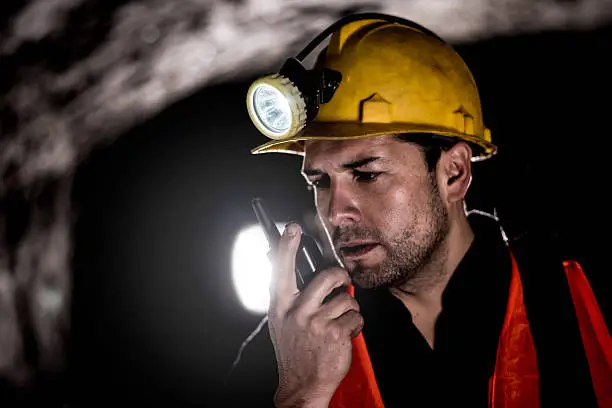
top-left (394, 133), bottom-right (459, 172)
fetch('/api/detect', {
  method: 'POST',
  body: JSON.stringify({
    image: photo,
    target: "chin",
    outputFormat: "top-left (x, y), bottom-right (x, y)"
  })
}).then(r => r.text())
top-left (350, 265), bottom-right (386, 289)
top-left (351, 262), bottom-right (414, 290)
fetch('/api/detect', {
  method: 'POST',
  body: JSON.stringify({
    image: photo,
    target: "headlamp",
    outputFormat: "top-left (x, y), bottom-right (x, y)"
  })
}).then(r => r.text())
top-left (246, 57), bottom-right (342, 140)
top-left (248, 78), bottom-right (302, 138)
top-left (246, 13), bottom-right (443, 141)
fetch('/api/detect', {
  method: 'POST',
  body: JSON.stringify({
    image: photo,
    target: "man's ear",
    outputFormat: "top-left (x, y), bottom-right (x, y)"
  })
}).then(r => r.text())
top-left (438, 142), bottom-right (472, 204)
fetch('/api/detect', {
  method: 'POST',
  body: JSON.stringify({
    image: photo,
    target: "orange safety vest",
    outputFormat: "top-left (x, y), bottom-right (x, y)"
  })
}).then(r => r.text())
top-left (329, 256), bottom-right (612, 408)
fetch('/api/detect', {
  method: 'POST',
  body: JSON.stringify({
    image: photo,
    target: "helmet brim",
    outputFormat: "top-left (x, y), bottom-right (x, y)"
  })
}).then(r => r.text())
top-left (251, 122), bottom-right (497, 162)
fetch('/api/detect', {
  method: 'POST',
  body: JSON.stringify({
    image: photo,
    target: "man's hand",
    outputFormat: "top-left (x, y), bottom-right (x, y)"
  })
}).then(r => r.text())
top-left (267, 223), bottom-right (363, 408)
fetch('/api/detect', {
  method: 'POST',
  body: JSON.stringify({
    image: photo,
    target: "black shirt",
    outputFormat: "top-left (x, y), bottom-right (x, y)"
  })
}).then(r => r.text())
top-left (354, 214), bottom-right (511, 407)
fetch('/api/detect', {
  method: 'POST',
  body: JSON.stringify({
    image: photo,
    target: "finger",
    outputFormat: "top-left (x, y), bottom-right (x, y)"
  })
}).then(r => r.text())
top-left (269, 222), bottom-right (301, 310)
top-left (334, 310), bottom-right (364, 339)
top-left (317, 291), bottom-right (360, 320)
top-left (296, 267), bottom-right (351, 310)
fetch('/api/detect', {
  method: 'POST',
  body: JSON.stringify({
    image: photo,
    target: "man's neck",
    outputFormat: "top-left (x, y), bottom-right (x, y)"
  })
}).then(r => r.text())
top-left (389, 216), bottom-right (475, 348)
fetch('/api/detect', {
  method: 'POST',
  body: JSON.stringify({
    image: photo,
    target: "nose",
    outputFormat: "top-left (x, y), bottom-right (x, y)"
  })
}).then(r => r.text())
top-left (326, 182), bottom-right (361, 227)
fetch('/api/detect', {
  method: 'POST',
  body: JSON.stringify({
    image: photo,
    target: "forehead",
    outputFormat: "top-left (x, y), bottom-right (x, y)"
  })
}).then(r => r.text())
top-left (302, 135), bottom-right (423, 169)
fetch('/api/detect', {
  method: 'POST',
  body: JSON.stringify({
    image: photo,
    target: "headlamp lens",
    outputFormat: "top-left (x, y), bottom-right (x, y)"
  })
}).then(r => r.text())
top-left (252, 84), bottom-right (292, 135)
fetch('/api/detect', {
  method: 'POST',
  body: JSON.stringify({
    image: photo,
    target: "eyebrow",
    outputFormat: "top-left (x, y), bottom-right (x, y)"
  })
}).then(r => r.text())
top-left (302, 156), bottom-right (382, 176)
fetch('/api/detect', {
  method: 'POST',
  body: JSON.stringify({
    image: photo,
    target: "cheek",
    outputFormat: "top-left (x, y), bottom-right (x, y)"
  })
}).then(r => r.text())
top-left (380, 190), bottom-right (412, 230)
top-left (368, 179), bottom-right (427, 234)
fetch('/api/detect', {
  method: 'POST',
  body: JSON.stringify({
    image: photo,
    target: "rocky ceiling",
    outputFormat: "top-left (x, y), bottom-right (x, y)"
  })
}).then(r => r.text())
top-left (2, 0), bottom-right (612, 187)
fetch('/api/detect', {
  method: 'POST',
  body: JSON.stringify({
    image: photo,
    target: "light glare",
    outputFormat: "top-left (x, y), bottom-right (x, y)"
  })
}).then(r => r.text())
top-left (231, 223), bottom-right (285, 313)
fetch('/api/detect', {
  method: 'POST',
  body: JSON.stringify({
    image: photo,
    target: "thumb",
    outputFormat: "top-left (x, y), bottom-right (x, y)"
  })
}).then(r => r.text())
top-left (269, 223), bottom-right (301, 312)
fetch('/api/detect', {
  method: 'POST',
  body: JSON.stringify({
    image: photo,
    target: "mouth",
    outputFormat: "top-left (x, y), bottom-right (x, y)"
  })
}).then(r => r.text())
top-left (339, 242), bottom-right (379, 260)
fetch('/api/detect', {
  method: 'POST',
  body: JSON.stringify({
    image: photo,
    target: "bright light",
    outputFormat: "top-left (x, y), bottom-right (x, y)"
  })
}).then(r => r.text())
top-left (231, 223), bottom-right (286, 314)
top-left (252, 84), bottom-right (292, 135)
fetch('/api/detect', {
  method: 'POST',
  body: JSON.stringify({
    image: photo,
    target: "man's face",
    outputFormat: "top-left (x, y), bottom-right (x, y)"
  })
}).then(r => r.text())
top-left (302, 135), bottom-right (450, 289)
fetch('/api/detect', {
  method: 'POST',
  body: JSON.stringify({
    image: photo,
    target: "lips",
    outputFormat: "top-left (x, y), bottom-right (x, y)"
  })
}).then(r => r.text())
top-left (339, 242), bottom-right (379, 259)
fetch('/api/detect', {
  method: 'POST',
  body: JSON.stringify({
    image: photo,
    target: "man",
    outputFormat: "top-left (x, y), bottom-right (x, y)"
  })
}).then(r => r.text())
top-left (228, 13), bottom-right (612, 408)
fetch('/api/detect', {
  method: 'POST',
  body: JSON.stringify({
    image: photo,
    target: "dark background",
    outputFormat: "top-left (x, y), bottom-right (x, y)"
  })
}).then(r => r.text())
top-left (66, 24), bottom-right (612, 407)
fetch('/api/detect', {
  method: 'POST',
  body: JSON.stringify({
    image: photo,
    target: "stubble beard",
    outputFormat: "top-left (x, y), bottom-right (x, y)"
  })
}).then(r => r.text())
top-left (346, 177), bottom-right (450, 290)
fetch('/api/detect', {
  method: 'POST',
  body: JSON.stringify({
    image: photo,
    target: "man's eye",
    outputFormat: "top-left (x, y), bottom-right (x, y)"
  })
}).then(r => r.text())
top-left (353, 170), bottom-right (381, 182)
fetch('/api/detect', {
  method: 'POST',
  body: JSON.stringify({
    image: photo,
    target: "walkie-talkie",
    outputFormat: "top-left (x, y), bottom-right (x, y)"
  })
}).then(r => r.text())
top-left (252, 197), bottom-right (346, 301)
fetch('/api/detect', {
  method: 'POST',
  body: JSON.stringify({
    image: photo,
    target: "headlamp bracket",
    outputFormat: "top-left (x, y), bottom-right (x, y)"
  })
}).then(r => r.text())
top-left (279, 57), bottom-right (342, 122)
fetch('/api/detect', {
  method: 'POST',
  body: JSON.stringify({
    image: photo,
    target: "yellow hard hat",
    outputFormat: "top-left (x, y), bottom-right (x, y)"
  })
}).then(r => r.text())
top-left (247, 14), bottom-right (497, 161)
